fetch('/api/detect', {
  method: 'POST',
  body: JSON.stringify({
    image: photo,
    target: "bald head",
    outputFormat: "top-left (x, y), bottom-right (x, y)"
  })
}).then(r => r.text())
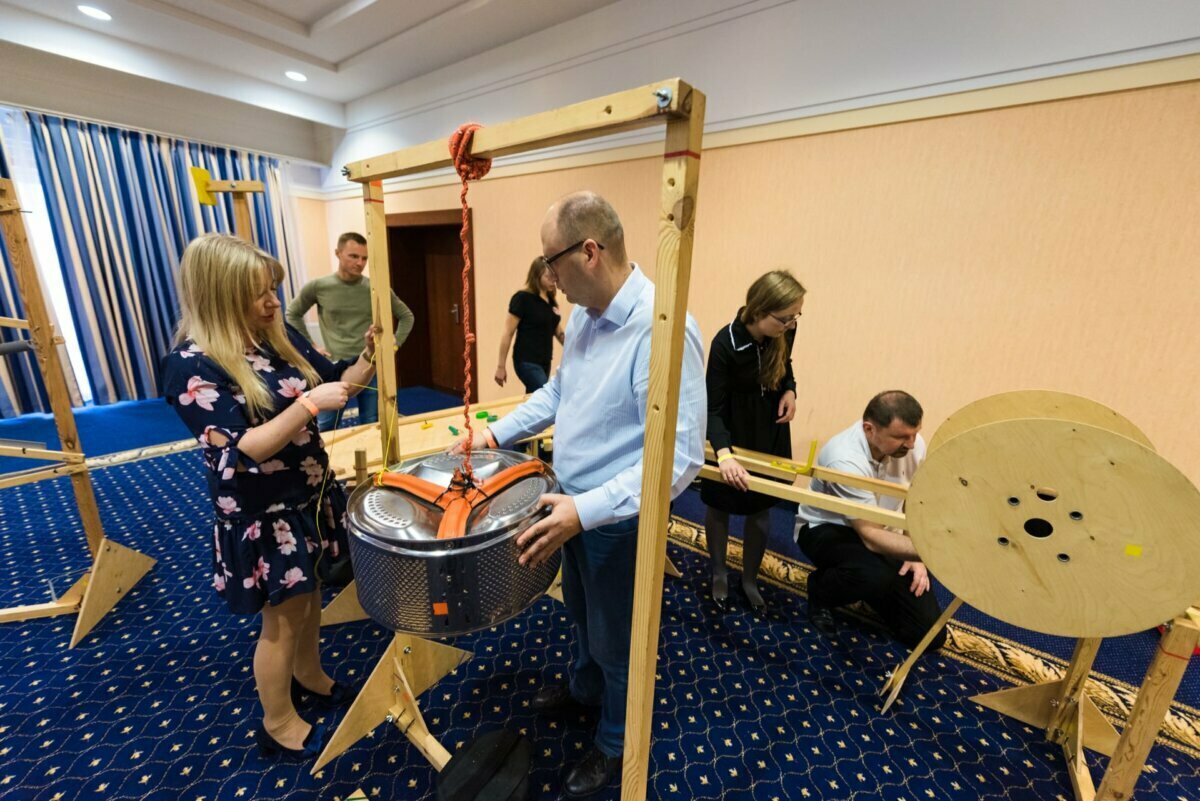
top-left (542, 191), bottom-right (627, 265)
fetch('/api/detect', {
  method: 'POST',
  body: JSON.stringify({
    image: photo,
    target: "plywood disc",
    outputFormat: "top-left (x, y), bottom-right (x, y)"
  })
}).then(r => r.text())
top-left (928, 390), bottom-right (1153, 453)
top-left (907, 417), bottom-right (1200, 638)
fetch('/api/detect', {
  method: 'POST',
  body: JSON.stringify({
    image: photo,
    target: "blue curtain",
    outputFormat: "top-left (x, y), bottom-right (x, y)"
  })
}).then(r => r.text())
top-left (25, 112), bottom-right (283, 406)
top-left (0, 133), bottom-right (50, 416)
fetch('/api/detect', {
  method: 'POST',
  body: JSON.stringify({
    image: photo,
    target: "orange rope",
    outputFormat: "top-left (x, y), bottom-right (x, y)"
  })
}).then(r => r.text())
top-left (448, 123), bottom-right (492, 484)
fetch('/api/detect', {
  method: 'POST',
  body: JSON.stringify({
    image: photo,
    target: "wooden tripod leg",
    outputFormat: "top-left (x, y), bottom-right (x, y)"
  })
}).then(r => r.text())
top-left (879, 596), bottom-right (962, 712)
top-left (70, 537), bottom-right (156, 648)
top-left (1063, 690), bottom-right (1098, 801)
top-left (972, 637), bottom-right (1119, 757)
top-left (312, 632), bottom-right (470, 775)
top-left (321, 580), bottom-right (370, 627)
top-left (1095, 617), bottom-right (1200, 801)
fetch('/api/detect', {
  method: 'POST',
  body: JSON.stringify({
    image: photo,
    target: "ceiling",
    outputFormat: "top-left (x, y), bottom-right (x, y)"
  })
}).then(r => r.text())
top-left (0, 0), bottom-right (621, 126)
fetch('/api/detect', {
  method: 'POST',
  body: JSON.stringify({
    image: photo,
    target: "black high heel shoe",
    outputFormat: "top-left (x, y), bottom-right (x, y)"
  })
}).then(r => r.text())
top-left (291, 676), bottom-right (361, 710)
top-left (256, 721), bottom-right (326, 760)
top-left (711, 573), bottom-right (731, 612)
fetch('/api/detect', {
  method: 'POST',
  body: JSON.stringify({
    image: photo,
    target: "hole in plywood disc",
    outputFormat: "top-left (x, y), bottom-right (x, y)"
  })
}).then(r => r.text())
top-left (997, 536), bottom-right (1010, 546)
top-left (1069, 511), bottom-right (1084, 521)
top-left (1057, 553), bottom-right (1071, 563)
top-left (1035, 487), bottom-right (1059, 502)
top-left (1007, 497), bottom-right (1021, 507)
top-left (1024, 518), bottom-right (1054, 538)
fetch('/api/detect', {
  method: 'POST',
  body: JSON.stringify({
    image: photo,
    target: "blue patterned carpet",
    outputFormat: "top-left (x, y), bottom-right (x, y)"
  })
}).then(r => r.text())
top-left (1, 452), bottom-right (1198, 800)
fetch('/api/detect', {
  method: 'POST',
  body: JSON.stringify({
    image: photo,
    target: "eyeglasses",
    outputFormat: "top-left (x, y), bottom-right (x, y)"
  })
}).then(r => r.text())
top-left (768, 311), bottom-right (802, 325)
top-left (540, 240), bottom-right (604, 273)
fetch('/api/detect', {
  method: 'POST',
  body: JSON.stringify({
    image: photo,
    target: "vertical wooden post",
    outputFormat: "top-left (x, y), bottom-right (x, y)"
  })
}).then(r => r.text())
top-left (1047, 637), bottom-right (1102, 743)
top-left (0, 179), bottom-right (105, 556)
top-left (231, 194), bottom-right (253, 243)
top-left (1095, 617), bottom-right (1200, 801)
top-left (621, 84), bottom-right (705, 801)
top-left (363, 180), bottom-right (400, 465)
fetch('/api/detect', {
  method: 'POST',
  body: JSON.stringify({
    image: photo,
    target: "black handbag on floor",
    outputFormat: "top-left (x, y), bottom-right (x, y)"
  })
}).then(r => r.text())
top-left (436, 729), bottom-right (531, 801)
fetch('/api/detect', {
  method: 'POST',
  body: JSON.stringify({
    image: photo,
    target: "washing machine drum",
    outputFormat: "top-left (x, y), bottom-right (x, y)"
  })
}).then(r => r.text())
top-left (346, 449), bottom-right (560, 636)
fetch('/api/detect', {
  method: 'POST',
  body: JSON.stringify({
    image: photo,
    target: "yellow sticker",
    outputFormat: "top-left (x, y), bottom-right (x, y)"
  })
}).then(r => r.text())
top-left (1124, 544), bottom-right (1143, 557)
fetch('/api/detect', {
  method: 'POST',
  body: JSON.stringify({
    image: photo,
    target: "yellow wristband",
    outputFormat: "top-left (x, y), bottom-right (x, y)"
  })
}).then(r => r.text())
top-left (717, 453), bottom-right (735, 464)
top-left (297, 393), bottom-right (319, 419)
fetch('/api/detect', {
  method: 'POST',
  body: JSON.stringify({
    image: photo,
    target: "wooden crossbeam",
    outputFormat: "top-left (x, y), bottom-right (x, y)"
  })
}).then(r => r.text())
top-left (343, 79), bottom-right (691, 183)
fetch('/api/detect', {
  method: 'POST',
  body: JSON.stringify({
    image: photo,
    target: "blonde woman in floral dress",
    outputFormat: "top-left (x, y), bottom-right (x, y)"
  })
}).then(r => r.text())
top-left (162, 233), bottom-right (378, 760)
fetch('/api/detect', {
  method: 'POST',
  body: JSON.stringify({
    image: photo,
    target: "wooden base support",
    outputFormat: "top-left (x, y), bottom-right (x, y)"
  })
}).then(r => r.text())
top-left (1094, 617), bottom-right (1199, 801)
top-left (0, 575), bottom-right (88, 624)
top-left (321, 580), bottom-right (370, 627)
top-left (313, 632), bottom-right (470, 774)
top-left (879, 596), bottom-right (963, 712)
top-left (70, 537), bottom-right (156, 647)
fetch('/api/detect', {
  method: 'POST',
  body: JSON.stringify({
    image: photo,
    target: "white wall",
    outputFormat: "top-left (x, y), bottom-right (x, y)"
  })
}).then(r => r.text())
top-left (319, 0), bottom-right (1200, 190)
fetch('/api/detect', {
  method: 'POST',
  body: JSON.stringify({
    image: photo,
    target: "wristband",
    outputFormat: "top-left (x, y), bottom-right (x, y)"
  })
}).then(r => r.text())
top-left (717, 453), bottom-right (736, 465)
top-left (297, 392), bottom-right (319, 419)
top-left (360, 348), bottom-right (376, 364)
top-left (483, 428), bottom-right (498, 449)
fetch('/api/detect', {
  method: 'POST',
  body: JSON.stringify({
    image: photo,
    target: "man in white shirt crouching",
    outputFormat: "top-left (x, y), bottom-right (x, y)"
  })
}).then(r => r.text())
top-left (794, 390), bottom-right (947, 649)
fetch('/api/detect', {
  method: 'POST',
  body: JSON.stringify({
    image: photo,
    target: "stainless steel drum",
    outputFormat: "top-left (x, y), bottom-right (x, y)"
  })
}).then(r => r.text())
top-left (346, 449), bottom-right (560, 636)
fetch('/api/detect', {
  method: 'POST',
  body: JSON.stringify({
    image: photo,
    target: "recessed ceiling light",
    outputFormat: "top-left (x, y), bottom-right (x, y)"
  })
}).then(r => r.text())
top-left (285, 71), bottom-right (308, 82)
top-left (77, 5), bottom-right (112, 21)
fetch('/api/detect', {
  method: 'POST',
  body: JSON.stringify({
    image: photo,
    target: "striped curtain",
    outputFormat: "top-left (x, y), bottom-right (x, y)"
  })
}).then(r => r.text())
top-left (0, 130), bottom-right (50, 416)
top-left (24, 112), bottom-right (295, 406)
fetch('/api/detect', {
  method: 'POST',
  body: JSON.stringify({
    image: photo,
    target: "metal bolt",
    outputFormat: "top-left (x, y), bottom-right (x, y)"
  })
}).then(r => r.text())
top-left (404, 646), bottom-right (412, 654)
top-left (1049, 699), bottom-right (1059, 708)
top-left (654, 87), bottom-right (673, 110)
top-left (385, 713), bottom-right (395, 724)
top-left (341, 166), bottom-right (351, 178)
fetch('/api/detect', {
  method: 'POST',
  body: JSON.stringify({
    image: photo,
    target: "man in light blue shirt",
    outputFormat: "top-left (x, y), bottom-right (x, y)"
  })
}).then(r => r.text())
top-left (459, 191), bottom-right (706, 796)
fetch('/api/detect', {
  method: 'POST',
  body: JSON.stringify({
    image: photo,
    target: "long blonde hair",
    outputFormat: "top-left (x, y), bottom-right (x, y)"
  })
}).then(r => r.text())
top-left (740, 270), bottom-right (807, 390)
top-left (173, 233), bottom-right (319, 419)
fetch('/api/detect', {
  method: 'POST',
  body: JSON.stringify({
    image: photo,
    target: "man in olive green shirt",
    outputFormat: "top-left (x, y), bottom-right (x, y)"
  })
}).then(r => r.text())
top-left (286, 232), bottom-right (415, 430)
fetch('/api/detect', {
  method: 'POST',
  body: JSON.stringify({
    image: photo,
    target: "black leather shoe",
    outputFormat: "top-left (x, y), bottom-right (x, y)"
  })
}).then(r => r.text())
top-left (256, 721), bottom-right (325, 760)
top-left (807, 602), bottom-right (837, 636)
top-left (531, 684), bottom-right (596, 715)
top-left (291, 677), bottom-right (360, 710)
top-left (565, 747), bottom-right (622, 797)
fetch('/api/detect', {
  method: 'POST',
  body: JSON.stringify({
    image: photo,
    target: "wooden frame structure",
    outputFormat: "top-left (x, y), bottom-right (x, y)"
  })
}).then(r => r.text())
top-left (190, 167), bottom-right (264, 242)
top-left (0, 178), bottom-right (155, 647)
top-left (309, 79), bottom-right (704, 800)
top-left (704, 397), bottom-right (1200, 801)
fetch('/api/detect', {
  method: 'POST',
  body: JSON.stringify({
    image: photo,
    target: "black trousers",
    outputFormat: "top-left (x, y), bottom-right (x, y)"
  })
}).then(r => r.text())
top-left (797, 522), bottom-right (947, 650)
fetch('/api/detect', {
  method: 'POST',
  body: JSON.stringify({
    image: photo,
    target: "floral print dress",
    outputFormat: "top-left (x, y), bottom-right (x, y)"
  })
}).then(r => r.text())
top-left (162, 326), bottom-right (354, 615)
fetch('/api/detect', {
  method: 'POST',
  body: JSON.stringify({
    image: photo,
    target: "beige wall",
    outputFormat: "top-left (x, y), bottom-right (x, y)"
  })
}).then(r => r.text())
top-left (295, 79), bottom-right (1200, 484)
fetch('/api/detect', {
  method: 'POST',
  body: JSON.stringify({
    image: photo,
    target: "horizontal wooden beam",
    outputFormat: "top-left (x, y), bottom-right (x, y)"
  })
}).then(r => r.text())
top-left (206, 180), bottom-right (264, 194)
top-left (0, 461), bottom-right (89, 490)
top-left (344, 78), bottom-right (691, 183)
top-left (0, 316), bottom-right (29, 329)
top-left (704, 444), bottom-right (908, 499)
top-left (0, 575), bottom-right (86, 623)
top-left (697, 464), bottom-right (906, 529)
top-left (0, 444), bottom-right (85, 463)
top-left (0, 178), bottom-right (19, 213)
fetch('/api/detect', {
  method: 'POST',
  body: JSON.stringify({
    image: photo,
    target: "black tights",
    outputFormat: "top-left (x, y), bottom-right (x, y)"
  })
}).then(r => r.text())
top-left (705, 507), bottom-right (770, 606)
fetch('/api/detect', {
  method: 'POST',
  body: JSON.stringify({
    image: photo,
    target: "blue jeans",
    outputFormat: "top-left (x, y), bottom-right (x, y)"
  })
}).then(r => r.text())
top-left (514, 361), bottom-right (549, 394)
top-left (560, 515), bottom-right (639, 758)
top-left (318, 374), bottom-right (378, 431)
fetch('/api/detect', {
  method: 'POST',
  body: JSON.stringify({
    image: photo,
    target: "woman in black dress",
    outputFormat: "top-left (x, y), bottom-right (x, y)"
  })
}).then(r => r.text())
top-left (162, 234), bottom-right (377, 759)
top-left (495, 256), bottom-right (565, 393)
top-left (702, 270), bottom-right (806, 613)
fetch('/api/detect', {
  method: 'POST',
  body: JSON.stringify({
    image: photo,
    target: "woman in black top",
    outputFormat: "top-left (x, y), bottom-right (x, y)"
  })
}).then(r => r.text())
top-left (495, 257), bottom-right (564, 393)
top-left (702, 270), bottom-right (806, 613)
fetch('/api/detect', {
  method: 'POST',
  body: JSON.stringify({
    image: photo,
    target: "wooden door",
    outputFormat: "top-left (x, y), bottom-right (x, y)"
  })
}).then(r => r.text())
top-left (423, 226), bottom-right (473, 397)
top-left (386, 213), bottom-right (477, 400)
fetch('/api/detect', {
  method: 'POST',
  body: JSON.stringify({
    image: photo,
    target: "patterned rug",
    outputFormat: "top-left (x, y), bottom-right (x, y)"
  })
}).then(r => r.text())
top-left (0, 453), bottom-right (1198, 800)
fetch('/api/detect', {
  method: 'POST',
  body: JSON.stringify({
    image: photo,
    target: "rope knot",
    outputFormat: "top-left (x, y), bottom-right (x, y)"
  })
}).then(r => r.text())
top-left (448, 123), bottom-right (492, 181)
